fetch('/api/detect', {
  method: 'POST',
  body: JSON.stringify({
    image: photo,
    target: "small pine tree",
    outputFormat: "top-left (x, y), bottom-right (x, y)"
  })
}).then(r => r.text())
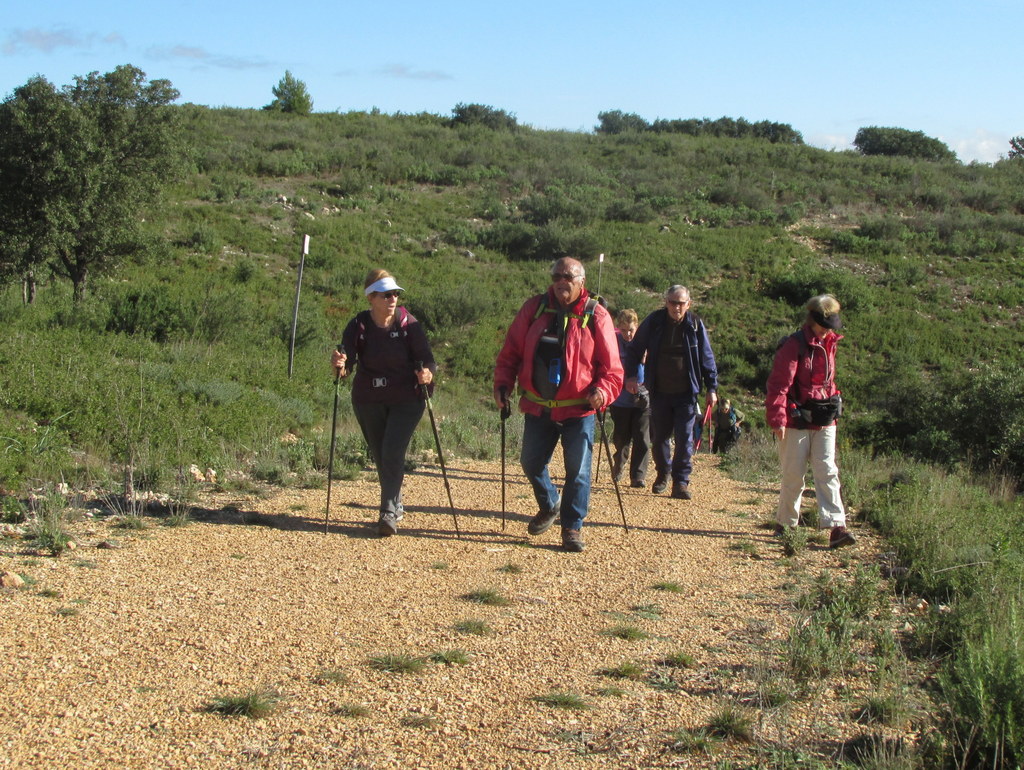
top-left (265, 71), bottom-right (313, 115)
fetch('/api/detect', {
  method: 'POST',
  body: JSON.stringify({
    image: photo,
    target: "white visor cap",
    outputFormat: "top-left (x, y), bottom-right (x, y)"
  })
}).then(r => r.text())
top-left (364, 276), bottom-right (404, 296)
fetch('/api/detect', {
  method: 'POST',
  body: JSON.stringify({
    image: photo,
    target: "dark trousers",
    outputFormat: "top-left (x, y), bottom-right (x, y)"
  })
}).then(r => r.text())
top-left (650, 392), bottom-right (698, 484)
top-left (352, 399), bottom-right (425, 516)
top-left (609, 405), bottom-right (651, 484)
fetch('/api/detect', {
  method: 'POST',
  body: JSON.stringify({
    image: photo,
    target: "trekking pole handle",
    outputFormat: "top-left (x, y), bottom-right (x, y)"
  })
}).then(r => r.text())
top-left (499, 386), bottom-right (511, 420)
top-left (332, 344), bottom-right (347, 379)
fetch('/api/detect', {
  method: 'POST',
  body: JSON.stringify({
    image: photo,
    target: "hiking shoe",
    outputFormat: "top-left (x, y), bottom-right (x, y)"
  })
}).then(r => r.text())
top-left (671, 482), bottom-right (691, 500)
top-left (378, 512), bottom-right (399, 537)
top-left (611, 459), bottom-right (625, 484)
top-left (527, 506), bottom-right (560, 536)
top-left (561, 527), bottom-right (585, 552)
top-left (630, 479), bottom-right (645, 489)
top-left (829, 526), bottom-right (857, 549)
top-left (652, 473), bottom-right (669, 494)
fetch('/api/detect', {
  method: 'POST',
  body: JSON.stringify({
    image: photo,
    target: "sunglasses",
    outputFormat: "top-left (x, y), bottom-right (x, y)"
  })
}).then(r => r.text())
top-left (550, 272), bottom-right (580, 283)
top-left (375, 291), bottom-right (401, 299)
top-left (667, 299), bottom-right (689, 307)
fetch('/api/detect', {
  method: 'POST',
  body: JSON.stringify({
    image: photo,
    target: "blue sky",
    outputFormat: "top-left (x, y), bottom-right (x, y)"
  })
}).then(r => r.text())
top-left (3, 0), bottom-right (1019, 163)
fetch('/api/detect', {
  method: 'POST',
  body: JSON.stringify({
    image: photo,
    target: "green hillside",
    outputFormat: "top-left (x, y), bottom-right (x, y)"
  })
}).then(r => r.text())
top-left (8, 104), bottom-right (1024, 486)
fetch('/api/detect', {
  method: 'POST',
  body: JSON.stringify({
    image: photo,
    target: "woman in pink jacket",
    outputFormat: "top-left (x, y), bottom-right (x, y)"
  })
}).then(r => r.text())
top-left (765, 294), bottom-right (855, 549)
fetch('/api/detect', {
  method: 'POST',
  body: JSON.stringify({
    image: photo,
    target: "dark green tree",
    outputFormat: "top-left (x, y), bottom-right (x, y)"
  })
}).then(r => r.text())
top-left (595, 110), bottom-right (650, 134)
top-left (264, 71), bottom-right (313, 115)
top-left (448, 103), bottom-right (517, 131)
top-left (1009, 136), bottom-right (1024, 159)
top-left (853, 126), bottom-right (957, 162)
top-left (0, 65), bottom-right (183, 303)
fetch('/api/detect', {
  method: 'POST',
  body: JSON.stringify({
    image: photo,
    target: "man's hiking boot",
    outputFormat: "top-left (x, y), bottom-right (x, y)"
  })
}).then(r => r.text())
top-left (611, 459), bottom-right (624, 484)
top-left (652, 473), bottom-right (669, 494)
top-left (378, 511), bottom-right (400, 537)
top-left (528, 506), bottom-right (560, 536)
top-left (671, 482), bottom-right (691, 500)
top-left (630, 479), bottom-right (645, 489)
top-left (829, 526), bottom-right (857, 549)
top-left (561, 527), bottom-right (585, 552)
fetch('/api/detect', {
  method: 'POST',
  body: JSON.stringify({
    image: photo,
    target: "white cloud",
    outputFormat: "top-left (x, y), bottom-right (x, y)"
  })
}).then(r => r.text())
top-left (3, 27), bottom-right (82, 55)
top-left (948, 129), bottom-right (1009, 164)
top-left (376, 64), bottom-right (452, 81)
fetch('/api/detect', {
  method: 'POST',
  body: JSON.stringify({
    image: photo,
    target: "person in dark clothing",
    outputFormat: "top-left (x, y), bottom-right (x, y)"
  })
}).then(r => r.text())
top-left (712, 399), bottom-right (745, 454)
top-left (331, 269), bottom-right (436, 537)
top-left (624, 285), bottom-right (718, 501)
top-left (609, 309), bottom-right (651, 488)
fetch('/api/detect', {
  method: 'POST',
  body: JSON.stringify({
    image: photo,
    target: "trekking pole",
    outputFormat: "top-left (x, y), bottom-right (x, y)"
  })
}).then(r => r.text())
top-left (417, 362), bottom-right (461, 539)
top-left (694, 402), bottom-right (713, 454)
top-left (499, 386), bottom-right (510, 531)
top-left (324, 344), bottom-right (343, 534)
top-left (596, 409), bottom-right (629, 533)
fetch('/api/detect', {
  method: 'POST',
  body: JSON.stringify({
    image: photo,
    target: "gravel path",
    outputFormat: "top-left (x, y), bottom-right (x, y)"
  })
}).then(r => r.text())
top-left (1, 454), bottom-right (886, 768)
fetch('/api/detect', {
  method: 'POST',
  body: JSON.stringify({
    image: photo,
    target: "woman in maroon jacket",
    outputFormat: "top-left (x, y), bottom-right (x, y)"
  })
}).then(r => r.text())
top-left (765, 294), bottom-right (855, 549)
top-left (331, 269), bottom-right (435, 537)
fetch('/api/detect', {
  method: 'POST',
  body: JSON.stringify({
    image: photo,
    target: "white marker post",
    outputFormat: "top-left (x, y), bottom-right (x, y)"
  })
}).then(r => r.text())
top-left (287, 234), bottom-right (310, 378)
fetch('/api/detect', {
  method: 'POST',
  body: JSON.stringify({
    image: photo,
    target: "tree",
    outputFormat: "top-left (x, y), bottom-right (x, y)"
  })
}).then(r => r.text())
top-left (1009, 136), bottom-right (1024, 160)
top-left (448, 103), bottom-right (517, 131)
top-left (853, 126), bottom-right (957, 162)
top-left (264, 71), bottom-right (313, 115)
top-left (595, 110), bottom-right (650, 134)
top-left (0, 65), bottom-right (183, 303)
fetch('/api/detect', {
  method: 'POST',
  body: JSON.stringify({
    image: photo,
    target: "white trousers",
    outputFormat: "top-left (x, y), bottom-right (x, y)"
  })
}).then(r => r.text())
top-left (776, 426), bottom-right (845, 528)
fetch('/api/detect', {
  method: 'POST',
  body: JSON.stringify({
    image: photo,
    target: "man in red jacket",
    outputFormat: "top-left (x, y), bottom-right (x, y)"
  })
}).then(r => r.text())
top-left (765, 294), bottom-right (855, 548)
top-left (494, 257), bottom-right (623, 552)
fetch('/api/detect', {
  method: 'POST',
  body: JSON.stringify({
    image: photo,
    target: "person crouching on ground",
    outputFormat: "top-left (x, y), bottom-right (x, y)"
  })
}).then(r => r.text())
top-left (765, 293), bottom-right (855, 548)
top-left (331, 269), bottom-right (436, 537)
top-left (609, 309), bottom-right (651, 489)
top-left (493, 257), bottom-right (623, 552)
top-left (624, 285), bottom-right (718, 501)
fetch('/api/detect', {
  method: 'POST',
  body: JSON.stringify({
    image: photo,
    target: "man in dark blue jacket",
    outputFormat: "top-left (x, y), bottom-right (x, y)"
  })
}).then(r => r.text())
top-left (624, 285), bottom-right (718, 500)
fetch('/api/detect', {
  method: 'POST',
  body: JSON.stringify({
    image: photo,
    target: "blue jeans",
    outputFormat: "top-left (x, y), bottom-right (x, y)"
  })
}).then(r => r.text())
top-left (520, 412), bottom-right (594, 531)
top-left (650, 392), bottom-right (698, 484)
top-left (352, 399), bottom-right (425, 516)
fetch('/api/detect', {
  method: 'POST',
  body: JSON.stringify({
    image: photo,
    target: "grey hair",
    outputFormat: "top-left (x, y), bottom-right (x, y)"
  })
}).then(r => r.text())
top-left (550, 257), bottom-right (585, 280)
top-left (664, 284), bottom-right (690, 300)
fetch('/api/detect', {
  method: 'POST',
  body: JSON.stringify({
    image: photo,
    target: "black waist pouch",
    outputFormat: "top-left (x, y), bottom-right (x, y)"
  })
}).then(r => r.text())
top-left (796, 395), bottom-right (843, 427)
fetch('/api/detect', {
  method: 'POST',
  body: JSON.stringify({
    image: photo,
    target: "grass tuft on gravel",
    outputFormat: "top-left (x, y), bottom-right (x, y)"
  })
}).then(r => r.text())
top-left (652, 580), bottom-right (684, 593)
top-left (334, 703), bottom-right (369, 718)
top-left (207, 688), bottom-right (281, 719)
top-left (454, 618), bottom-right (492, 636)
top-left (463, 587), bottom-right (511, 606)
top-left (313, 668), bottom-right (349, 685)
top-left (369, 653), bottom-right (426, 674)
top-left (659, 651), bottom-right (696, 669)
top-left (602, 624), bottom-right (651, 641)
top-left (598, 661), bottom-right (646, 680)
top-left (429, 649), bottom-right (471, 666)
top-left (531, 690), bottom-right (591, 710)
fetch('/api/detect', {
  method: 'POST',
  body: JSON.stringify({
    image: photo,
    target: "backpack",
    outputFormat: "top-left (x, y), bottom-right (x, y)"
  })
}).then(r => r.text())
top-left (531, 294), bottom-right (601, 337)
top-left (354, 306), bottom-right (410, 357)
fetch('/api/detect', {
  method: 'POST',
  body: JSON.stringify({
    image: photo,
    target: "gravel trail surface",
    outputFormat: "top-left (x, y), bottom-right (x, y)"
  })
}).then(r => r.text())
top-left (1, 455), bottom-right (886, 768)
